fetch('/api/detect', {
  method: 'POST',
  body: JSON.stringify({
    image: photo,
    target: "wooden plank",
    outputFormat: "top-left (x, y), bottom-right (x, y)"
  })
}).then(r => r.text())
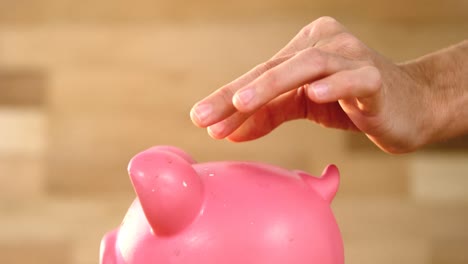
top-left (0, 197), bottom-right (131, 240)
top-left (0, 240), bottom-right (71, 264)
top-left (0, 22), bottom-right (465, 71)
top-left (425, 135), bottom-right (468, 151)
top-left (48, 69), bottom-right (214, 116)
top-left (0, 69), bottom-right (46, 107)
top-left (346, 133), bottom-right (383, 152)
top-left (346, 133), bottom-right (468, 153)
top-left (0, 109), bottom-right (46, 156)
top-left (333, 198), bottom-right (468, 241)
top-left (0, 23), bottom-right (294, 70)
top-left (409, 153), bottom-right (468, 203)
top-left (0, 157), bottom-right (44, 202)
top-left (345, 239), bottom-right (430, 264)
top-left (336, 152), bottom-right (409, 196)
top-left (0, 0), bottom-right (466, 24)
top-left (0, 198), bottom-right (131, 264)
top-left (431, 239), bottom-right (468, 264)
top-left (74, 237), bottom-right (104, 264)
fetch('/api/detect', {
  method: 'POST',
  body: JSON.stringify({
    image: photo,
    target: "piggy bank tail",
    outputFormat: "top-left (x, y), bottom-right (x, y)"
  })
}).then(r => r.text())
top-left (298, 165), bottom-right (340, 203)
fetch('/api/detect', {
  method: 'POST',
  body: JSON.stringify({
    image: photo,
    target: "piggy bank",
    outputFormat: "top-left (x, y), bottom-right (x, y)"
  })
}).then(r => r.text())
top-left (100, 146), bottom-right (344, 264)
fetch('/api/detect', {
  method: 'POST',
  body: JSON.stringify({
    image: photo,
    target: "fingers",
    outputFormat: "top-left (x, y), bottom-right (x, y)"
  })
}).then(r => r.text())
top-left (206, 111), bottom-right (250, 139)
top-left (232, 48), bottom-right (358, 113)
top-left (207, 88), bottom-right (307, 140)
top-left (225, 112), bottom-right (274, 142)
top-left (191, 17), bottom-right (380, 143)
top-left (207, 66), bottom-right (382, 141)
top-left (190, 55), bottom-right (292, 128)
top-left (190, 17), bottom-right (347, 128)
top-left (305, 66), bottom-right (382, 103)
top-left (271, 16), bottom-right (346, 59)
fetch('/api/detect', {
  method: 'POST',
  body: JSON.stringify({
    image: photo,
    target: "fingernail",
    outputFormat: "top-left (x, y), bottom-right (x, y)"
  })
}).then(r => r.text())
top-left (234, 89), bottom-right (255, 106)
top-left (207, 122), bottom-right (226, 138)
top-left (192, 104), bottom-right (212, 123)
top-left (311, 83), bottom-right (329, 99)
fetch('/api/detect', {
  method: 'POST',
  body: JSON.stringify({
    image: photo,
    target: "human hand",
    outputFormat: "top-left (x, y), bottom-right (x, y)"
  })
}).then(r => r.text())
top-left (190, 17), bottom-right (455, 154)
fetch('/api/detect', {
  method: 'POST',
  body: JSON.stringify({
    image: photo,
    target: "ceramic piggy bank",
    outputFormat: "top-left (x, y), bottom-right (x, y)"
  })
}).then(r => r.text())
top-left (100, 146), bottom-right (344, 264)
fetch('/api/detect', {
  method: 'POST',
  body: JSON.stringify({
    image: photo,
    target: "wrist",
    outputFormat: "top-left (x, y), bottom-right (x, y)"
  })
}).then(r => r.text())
top-left (397, 60), bottom-right (437, 149)
top-left (400, 40), bottom-right (468, 146)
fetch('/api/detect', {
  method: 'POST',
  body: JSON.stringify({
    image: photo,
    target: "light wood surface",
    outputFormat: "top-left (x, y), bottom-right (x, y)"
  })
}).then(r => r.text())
top-left (0, 1), bottom-right (467, 263)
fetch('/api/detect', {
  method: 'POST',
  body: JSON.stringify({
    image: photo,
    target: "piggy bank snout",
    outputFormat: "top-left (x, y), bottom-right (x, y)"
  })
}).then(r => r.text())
top-left (128, 146), bottom-right (204, 236)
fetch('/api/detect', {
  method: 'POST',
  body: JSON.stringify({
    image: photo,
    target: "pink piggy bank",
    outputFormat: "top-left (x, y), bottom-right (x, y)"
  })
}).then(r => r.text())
top-left (100, 146), bottom-right (344, 264)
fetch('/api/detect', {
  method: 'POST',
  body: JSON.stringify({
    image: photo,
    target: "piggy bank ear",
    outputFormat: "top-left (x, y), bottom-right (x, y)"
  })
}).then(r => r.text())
top-left (128, 146), bottom-right (204, 236)
top-left (297, 165), bottom-right (340, 203)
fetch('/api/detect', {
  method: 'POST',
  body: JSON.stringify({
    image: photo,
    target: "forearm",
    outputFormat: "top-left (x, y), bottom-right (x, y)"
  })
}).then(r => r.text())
top-left (402, 40), bottom-right (468, 145)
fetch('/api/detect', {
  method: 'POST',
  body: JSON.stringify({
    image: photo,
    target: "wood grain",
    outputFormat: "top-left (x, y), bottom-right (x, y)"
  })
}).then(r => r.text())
top-left (0, 0), bottom-right (466, 24)
top-left (346, 133), bottom-right (468, 152)
top-left (333, 198), bottom-right (468, 241)
top-left (0, 240), bottom-right (71, 264)
top-left (0, 2), bottom-right (466, 263)
top-left (0, 69), bottom-right (46, 107)
top-left (345, 238), bottom-right (430, 264)
top-left (432, 240), bottom-right (468, 264)
top-left (0, 109), bottom-right (46, 156)
top-left (0, 157), bottom-right (44, 202)
top-left (409, 153), bottom-right (468, 203)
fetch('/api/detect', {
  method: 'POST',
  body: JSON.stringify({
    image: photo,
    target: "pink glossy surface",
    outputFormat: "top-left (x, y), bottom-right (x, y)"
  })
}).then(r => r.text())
top-left (100, 146), bottom-right (344, 264)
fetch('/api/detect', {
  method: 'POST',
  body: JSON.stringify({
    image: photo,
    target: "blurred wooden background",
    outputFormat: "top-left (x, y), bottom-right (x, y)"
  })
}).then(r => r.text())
top-left (0, 0), bottom-right (467, 263)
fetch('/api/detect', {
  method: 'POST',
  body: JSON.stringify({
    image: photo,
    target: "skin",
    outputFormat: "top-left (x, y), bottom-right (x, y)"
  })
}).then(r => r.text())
top-left (189, 17), bottom-right (468, 154)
